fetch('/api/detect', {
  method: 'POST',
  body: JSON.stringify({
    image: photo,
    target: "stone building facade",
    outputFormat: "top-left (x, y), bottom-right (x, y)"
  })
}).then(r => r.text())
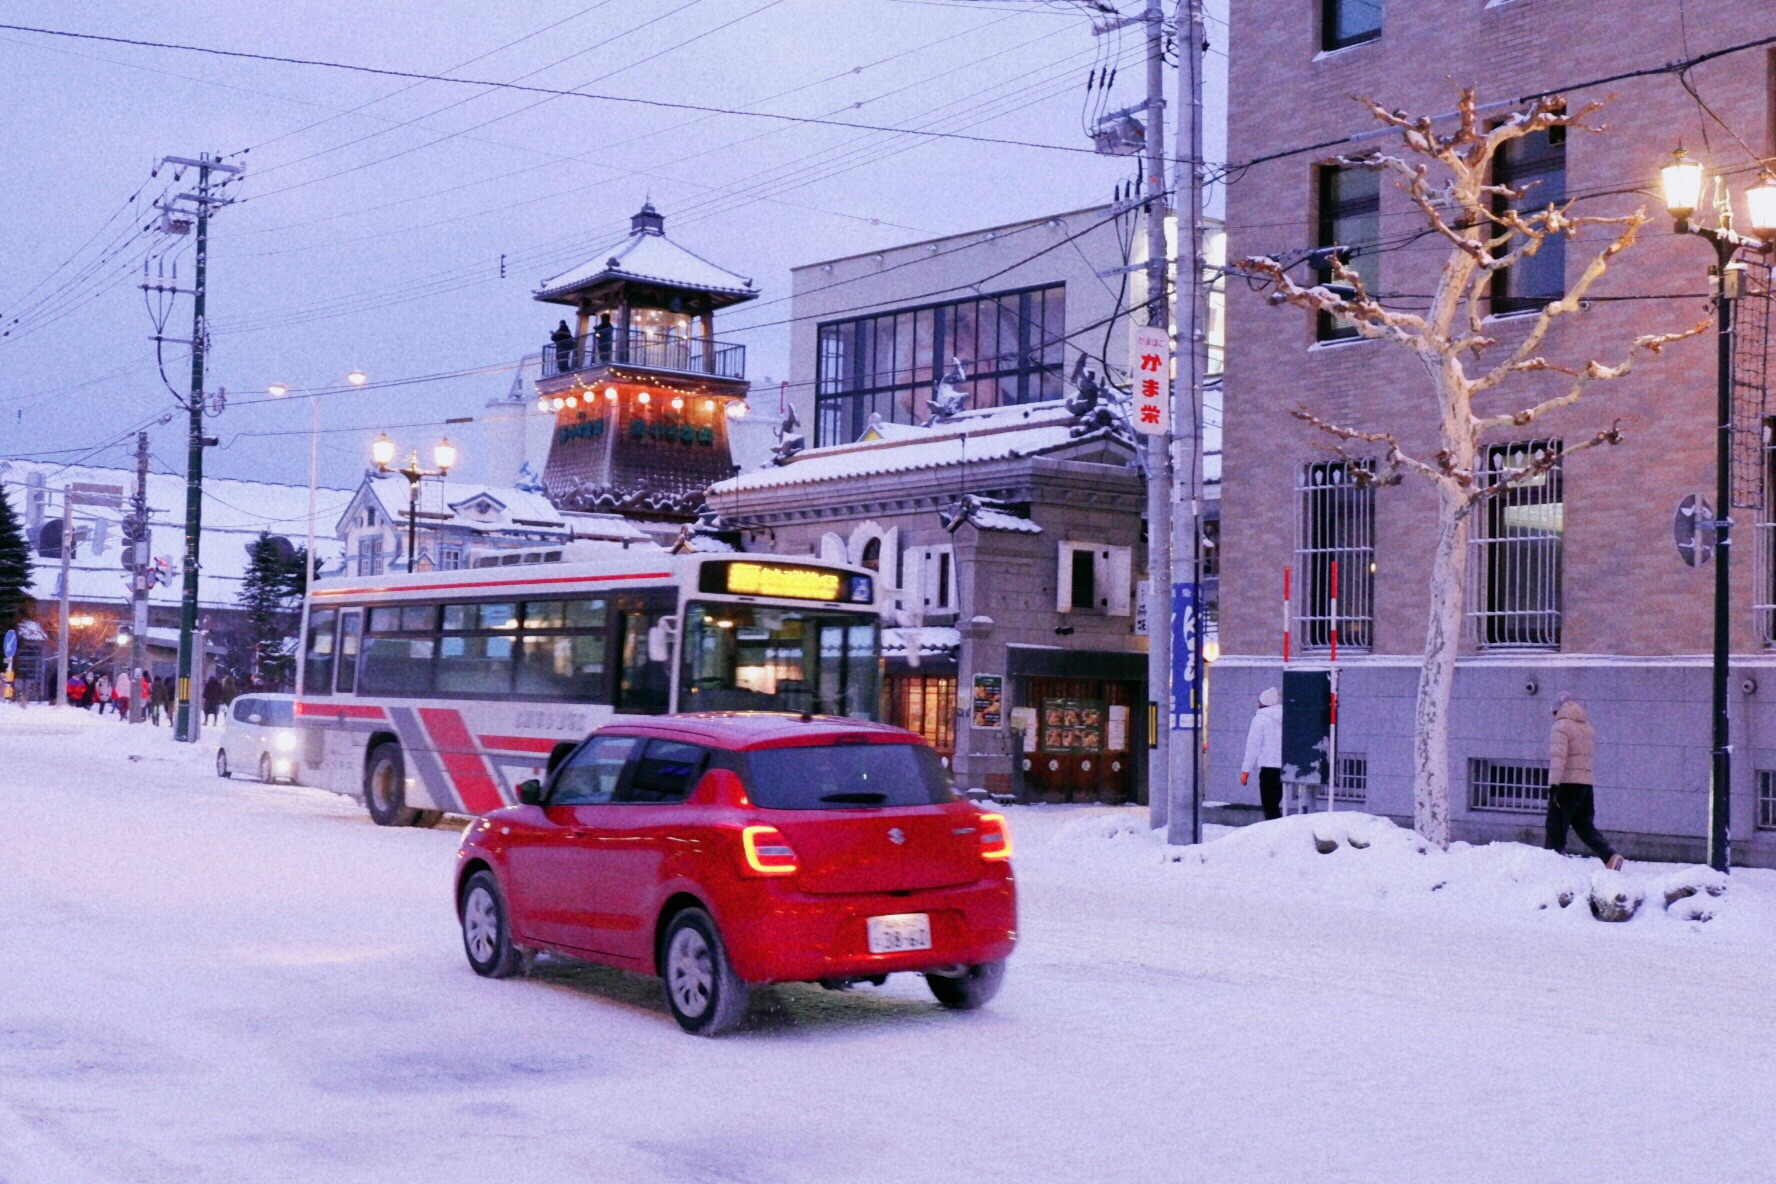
top-left (1211, 0), bottom-right (1776, 863)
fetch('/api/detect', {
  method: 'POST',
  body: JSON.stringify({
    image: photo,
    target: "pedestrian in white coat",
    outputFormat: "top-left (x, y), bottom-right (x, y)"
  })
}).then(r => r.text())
top-left (1240, 686), bottom-right (1284, 820)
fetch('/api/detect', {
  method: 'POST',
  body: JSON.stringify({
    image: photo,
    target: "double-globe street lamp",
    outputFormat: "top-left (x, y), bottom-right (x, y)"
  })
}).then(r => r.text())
top-left (371, 433), bottom-right (458, 573)
top-left (270, 370), bottom-right (368, 697)
top-left (1658, 150), bottom-right (1776, 872)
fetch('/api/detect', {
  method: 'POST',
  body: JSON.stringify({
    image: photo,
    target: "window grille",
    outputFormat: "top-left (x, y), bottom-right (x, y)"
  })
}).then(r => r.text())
top-left (1471, 441), bottom-right (1563, 648)
top-left (1469, 757), bottom-right (1549, 813)
top-left (1333, 755), bottom-right (1367, 804)
top-left (1491, 126), bottom-right (1566, 313)
top-left (1316, 166), bottom-right (1381, 341)
top-left (1295, 460), bottom-right (1374, 649)
top-left (1321, 0), bottom-right (1381, 50)
top-left (1759, 770), bottom-right (1776, 830)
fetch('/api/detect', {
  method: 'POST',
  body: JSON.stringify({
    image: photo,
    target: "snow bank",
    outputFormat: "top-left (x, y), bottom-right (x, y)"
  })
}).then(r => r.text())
top-left (1011, 806), bottom-right (1776, 941)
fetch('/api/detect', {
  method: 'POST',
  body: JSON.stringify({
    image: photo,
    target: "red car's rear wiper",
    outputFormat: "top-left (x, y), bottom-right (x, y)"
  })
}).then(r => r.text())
top-left (818, 791), bottom-right (888, 804)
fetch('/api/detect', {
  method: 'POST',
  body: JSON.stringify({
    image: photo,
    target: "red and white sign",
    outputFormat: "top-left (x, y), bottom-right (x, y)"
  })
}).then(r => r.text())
top-left (1128, 322), bottom-right (1170, 437)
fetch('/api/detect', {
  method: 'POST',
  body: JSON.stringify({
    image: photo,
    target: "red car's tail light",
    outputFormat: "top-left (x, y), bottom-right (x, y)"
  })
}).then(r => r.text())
top-left (978, 812), bottom-right (1013, 861)
top-left (740, 825), bottom-right (798, 876)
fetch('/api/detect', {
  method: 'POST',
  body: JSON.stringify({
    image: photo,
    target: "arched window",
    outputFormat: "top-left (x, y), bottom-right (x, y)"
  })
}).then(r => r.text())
top-left (860, 537), bottom-right (882, 571)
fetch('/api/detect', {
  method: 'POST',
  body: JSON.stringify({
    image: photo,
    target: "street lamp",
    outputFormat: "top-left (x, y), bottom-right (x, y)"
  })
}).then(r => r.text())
top-left (271, 370), bottom-right (367, 697)
top-left (373, 435), bottom-right (458, 573)
top-left (1659, 153), bottom-right (1776, 873)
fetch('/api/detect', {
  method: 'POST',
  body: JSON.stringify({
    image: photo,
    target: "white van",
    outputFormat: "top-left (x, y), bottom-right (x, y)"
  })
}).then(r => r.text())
top-left (215, 693), bottom-right (300, 783)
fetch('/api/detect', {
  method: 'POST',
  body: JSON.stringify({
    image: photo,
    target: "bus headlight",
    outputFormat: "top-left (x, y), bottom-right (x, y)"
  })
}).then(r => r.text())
top-left (275, 731), bottom-right (298, 752)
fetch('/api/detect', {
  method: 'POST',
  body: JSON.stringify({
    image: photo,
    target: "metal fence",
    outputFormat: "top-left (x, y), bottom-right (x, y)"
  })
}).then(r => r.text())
top-left (540, 328), bottom-right (745, 381)
top-left (1295, 459), bottom-right (1374, 650)
top-left (1470, 441), bottom-right (1563, 648)
top-left (1468, 756), bottom-right (1550, 813)
top-left (1333, 754), bottom-right (1368, 804)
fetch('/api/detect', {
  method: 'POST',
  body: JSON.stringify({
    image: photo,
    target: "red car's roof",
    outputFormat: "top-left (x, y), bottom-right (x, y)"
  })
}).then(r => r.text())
top-left (597, 712), bottom-right (919, 751)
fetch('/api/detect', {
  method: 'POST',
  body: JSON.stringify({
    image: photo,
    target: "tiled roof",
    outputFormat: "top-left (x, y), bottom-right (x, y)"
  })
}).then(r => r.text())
top-left (536, 231), bottom-right (755, 301)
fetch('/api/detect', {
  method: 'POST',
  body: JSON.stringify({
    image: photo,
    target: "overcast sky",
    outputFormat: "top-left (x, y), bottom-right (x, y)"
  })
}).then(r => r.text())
top-left (0, 0), bottom-right (1227, 491)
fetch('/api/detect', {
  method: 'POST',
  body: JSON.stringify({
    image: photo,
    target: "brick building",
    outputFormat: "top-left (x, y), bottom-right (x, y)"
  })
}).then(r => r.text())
top-left (1210, 1), bottom-right (1776, 862)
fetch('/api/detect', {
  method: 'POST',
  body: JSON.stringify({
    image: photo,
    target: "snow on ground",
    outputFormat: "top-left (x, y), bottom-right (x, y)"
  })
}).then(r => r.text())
top-left (6, 707), bottom-right (1776, 1182)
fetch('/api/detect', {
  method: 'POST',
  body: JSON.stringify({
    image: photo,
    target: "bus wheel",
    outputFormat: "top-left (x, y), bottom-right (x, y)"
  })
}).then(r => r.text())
top-left (365, 742), bottom-right (420, 827)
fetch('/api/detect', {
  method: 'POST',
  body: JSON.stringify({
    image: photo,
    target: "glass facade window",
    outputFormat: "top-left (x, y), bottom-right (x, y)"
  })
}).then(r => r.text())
top-left (1492, 126), bottom-right (1566, 314)
top-left (814, 283), bottom-right (1066, 446)
top-left (1316, 166), bottom-right (1381, 341)
top-left (1321, 0), bottom-right (1381, 50)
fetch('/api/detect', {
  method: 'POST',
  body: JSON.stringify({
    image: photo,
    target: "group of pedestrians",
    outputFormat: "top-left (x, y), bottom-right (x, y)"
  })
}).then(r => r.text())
top-left (62, 669), bottom-right (196, 726)
top-left (1240, 687), bottom-right (1625, 870)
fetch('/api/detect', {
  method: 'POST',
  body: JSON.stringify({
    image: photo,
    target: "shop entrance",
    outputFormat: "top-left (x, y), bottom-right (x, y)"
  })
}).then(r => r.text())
top-left (1018, 676), bottom-right (1136, 803)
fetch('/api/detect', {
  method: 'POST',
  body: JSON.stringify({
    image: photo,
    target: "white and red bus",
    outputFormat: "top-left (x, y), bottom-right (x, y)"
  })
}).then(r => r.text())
top-left (294, 547), bottom-right (882, 827)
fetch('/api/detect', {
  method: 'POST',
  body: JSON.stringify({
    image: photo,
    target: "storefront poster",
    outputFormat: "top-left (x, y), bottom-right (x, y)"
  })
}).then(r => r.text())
top-left (1009, 706), bottom-right (1039, 751)
top-left (1107, 704), bottom-right (1129, 752)
top-left (971, 674), bottom-right (1003, 729)
top-left (1041, 698), bottom-right (1105, 752)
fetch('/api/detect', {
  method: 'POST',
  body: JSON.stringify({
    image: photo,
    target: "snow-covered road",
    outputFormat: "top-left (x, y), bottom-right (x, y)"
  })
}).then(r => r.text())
top-left (5, 708), bottom-right (1775, 1183)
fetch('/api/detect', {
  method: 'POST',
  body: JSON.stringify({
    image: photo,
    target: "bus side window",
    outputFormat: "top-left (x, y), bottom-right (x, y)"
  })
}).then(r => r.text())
top-left (614, 592), bottom-right (673, 714)
top-left (304, 609), bottom-right (337, 697)
top-left (335, 611), bottom-right (362, 694)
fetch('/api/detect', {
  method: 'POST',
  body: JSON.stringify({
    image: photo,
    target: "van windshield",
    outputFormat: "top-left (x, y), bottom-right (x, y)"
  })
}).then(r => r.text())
top-left (745, 743), bottom-right (956, 810)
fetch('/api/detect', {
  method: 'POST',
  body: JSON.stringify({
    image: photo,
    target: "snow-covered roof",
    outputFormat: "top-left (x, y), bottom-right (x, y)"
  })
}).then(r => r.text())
top-left (558, 511), bottom-right (654, 542)
top-left (968, 507), bottom-right (1044, 534)
top-left (710, 400), bottom-right (1131, 495)
top-left (354, 475), bottom-right (568, 535)
top-left (535, 208), bottom-right (757, 304)
top-left (0, 459), bottom-right (354, 612)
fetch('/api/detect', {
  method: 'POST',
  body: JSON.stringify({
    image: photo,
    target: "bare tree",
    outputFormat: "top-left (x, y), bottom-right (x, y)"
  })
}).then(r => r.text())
top-left (1240, 90), bottom-right (1704, 847)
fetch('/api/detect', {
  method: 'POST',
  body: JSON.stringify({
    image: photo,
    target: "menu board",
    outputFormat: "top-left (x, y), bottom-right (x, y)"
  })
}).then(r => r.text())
top-left (971, 674), bottom-right (1003, 729)
top-left (1041, 698), bottom-right (1105, 752)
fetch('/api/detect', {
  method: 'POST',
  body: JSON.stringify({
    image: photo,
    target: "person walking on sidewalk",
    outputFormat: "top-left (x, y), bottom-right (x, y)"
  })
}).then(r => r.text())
top-left (1240, 686), bottom-right (1285, 821)
top-left (1546, 692), bottom-right (1624, 870)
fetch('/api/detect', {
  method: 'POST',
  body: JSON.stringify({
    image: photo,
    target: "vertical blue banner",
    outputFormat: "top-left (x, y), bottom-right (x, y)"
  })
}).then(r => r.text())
top-left (1170, 581), bottom-right (1200, 730)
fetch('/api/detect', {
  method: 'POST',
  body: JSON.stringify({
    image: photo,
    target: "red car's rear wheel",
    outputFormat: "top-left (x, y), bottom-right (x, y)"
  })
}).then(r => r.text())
top-left (661, 908), bottom-right (750, 1037)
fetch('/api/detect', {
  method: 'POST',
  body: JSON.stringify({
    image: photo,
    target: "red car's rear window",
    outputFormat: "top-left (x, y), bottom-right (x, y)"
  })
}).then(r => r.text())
top-left (745, 743), bottom-right (957, 809)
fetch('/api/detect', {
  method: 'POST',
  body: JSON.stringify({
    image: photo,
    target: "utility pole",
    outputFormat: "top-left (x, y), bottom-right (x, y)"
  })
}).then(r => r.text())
top-left (1141, 0), bottom-right (1174, 832)
top-left (163, 152), bottom-right (241, 743)
top-left (55, 493), bottom-right (72, 708)
top-left (128, 431), bottom-right (150, 723)
top-left (1167, 0), bottom-right (1208, 846)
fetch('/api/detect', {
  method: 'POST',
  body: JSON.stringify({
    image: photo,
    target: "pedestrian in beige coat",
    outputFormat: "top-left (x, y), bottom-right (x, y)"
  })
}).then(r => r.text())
top-left (1546, 693), bottom-right (1623, 869)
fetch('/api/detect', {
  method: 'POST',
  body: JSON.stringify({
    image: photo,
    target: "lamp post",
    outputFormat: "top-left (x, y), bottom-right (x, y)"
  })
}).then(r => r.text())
top-left (271, 370), bottom-right (367, 697)
top-left (372, 434), bottom-right (458, 573)
top-left (1659, 150), bottom-right (1776, 873)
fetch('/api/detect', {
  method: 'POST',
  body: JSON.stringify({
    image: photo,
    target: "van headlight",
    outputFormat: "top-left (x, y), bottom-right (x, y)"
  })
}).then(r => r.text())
top-left (275, 730), bottom-right (298, 752)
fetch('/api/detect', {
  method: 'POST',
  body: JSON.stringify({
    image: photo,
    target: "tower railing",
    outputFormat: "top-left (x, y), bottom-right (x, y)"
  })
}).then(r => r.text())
top-left (541, 328), bottom-right (746, 381)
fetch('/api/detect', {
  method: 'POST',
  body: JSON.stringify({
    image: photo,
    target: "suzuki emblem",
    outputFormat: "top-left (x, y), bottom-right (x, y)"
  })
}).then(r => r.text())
top-left (887, 827), bottom-right (906, 845)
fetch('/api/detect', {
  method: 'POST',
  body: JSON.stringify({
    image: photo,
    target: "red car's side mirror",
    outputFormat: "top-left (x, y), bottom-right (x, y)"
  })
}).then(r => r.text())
top-left (517, 778), bottom-right (546, 806)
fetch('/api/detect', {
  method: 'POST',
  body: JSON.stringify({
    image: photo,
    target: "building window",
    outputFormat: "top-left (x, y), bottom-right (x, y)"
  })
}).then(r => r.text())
top-left (1469, 757), bottom-right (1550, 813)
top-left (1334, 755), bottom-right (1367, 804)
top-left (356, 536), bottom-right (384, 577)
top-left (1471, 441), bottom-right (1563, 648)
top-left (438, 542), bottom-right (465, 571)
top-left (1321, 0), bottom-right (1381, 51)
top-left (1056, 543), bottom-right (1133, 616)
top-left (814, 283), bottom-right (1066, 445)
top-left (860, 537), bottom-right (882, 571)
top-left (1492, 126), bottom-right (1567, 314)
top-left (1296, 461), bottom-right (1374, 649)
top-left (1756, 419), bottom-right (1776, 645)
top-left (1315, 166), bottom-right (1381, 340)
top-left (1759, 770), bottom-right (1776, 829)
top-left (914, 545), bottom-right (955, 614)
top-left (887, 674), bottom-right (957, 754)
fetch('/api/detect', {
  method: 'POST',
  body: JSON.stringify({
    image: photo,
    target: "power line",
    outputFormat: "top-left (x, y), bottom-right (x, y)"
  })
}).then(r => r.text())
top-left (0, 21), bottom-right (1104, 156)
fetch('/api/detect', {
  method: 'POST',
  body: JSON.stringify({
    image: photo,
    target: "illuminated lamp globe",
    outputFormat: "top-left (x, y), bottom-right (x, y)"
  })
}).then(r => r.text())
top-left (670, 396), bottom-right (684, 411)
top-left (371, 433), bottom-right (397, 468)
top-left (1748, 171), bottom-right (1776, 237)
top-left (536, 397), bottom-right (550, 413)
top-left (565, 395), bottom-right (578, 409)
top-left (637, 391), bottom-right (651, 405)
top-left (604, 386), bottom-right (618, 401)
top-left (267, 383), bottom-right (289, 398)
top-left (703, 398), bottom-right (716, 414)
top-left (433, 438), bottom-right (458, 473)
top-left (725, 398), bottom-right (749, 420)
top-left (346, 370), bottom-right (369, 386)
top-left (1661, 147), bottom-right (1705, 221)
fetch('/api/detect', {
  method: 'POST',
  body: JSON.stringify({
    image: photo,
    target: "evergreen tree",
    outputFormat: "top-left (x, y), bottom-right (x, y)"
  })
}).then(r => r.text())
top-left (237, 533), bottom-right (305, 689)
top-left (0, 485), bottom-right (33, 637)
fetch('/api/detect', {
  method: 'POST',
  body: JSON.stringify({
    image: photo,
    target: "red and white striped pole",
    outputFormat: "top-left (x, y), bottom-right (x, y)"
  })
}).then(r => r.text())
top-left (1281, 566), bottom-right (1291, 664)
top-left (1329, 559), bottom-right (1338, 664)
top-left (1328, 559), bottom-right (1339, 813)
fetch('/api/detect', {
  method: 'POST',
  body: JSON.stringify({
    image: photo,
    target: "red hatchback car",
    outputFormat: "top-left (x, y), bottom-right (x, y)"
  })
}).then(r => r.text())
top-left (454, 713), bottom-right (1017, 1035)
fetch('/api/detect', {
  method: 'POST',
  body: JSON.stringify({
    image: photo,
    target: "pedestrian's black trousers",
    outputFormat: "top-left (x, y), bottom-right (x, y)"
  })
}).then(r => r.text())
top-left (1258, 767), bottom-right (1283, 821)
top-left (1545, 782), bottom-right (1617, 862)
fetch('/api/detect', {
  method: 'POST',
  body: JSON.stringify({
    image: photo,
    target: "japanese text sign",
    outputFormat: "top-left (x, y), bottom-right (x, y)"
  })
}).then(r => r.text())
top-left (1128, 322), bottom-right (1170, 437)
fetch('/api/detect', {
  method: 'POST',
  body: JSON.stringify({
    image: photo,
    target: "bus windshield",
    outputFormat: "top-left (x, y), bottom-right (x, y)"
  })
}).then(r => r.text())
top-left (678, 602), bottom-right (880, 718)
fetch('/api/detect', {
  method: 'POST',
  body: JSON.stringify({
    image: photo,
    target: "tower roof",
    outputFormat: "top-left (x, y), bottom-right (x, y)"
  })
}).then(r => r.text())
top-left (534, 204), bottom-right (758, 307)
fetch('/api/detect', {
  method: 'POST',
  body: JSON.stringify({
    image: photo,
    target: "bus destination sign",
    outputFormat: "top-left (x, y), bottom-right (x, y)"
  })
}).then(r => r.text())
top-left (702, 561), bottom-right (873, 605)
